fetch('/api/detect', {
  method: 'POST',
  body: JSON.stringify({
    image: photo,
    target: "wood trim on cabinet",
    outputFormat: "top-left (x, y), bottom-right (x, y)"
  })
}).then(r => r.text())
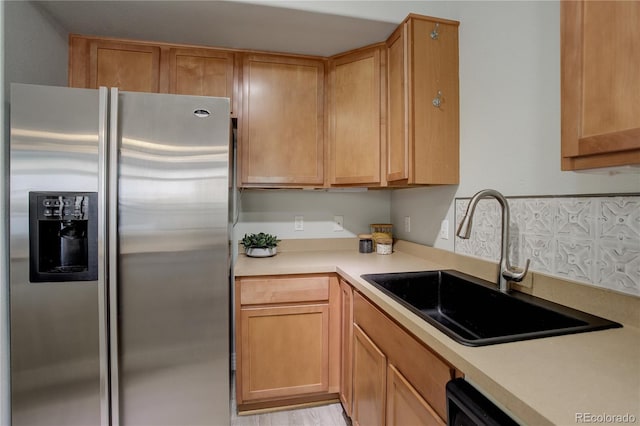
top-left (560, 0), bottom-right (583, 159)
top-left (339, 279), bottom-right (354, 416)
top-left (328, 275), bottom-right (341, 393)
top-left (386, 24), bottom-right (409, 182)
top-left (69, 35), bottom-right (90, 88)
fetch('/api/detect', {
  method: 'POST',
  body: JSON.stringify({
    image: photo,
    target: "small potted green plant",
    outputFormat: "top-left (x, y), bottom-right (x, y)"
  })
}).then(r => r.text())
top-left (241, 232), bottom-right (281, 257)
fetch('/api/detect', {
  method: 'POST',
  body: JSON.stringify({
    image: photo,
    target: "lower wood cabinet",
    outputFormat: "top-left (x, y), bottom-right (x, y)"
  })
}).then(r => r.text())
top-left (235, 274), bottom-right (340, 412)
top-left (351, 290), bottom-right (459, 424)
top-left (235, 274), bottom-right (461, 419)
top-left (352, 324), bottom-right (387, 426)
top-left (387, 364), bottom-right (445, 426)
top-left (239, 303), bottom-right (329, 401)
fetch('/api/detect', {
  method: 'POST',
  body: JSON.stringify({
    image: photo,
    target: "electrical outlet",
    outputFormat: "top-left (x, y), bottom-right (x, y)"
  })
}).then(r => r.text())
top-left (404, 216), bottom-right (411, 233)
top-left (333, 215), bottom-right (344, 232)
top-left (294, 215), bottom-right (304, 231)
top-left (440, 219), bottom-right (449, 240)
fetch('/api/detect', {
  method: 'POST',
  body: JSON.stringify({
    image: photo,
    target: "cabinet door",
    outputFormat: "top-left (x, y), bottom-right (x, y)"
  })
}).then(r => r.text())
top-left (329, 46), bottom-right (383, 185)
top-left (339, 280), bottom-right (354, 416)
top-left (561, 1), bottom-right (640, 170)
top-left (241, 54), bottom-right (325, 186)
top-left (387, 17), bottom-right (459, 185)
top-left (88, 40), bottom-right (161, 92)
top-left (239, 304), bottom-right (329, 401)
top-left (386, 25), bottom-right (409, 182)
top-left (352, 324), bottom-right (386, 426)
top-left (387, 364), bottom-right (445, 426)
top-left (168, 48), bottom-right (235, 113)
top-left (410, 18), bottom-right (459, 184)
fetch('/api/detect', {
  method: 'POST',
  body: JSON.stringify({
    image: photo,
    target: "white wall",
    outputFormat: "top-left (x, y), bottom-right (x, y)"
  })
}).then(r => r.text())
top-left (235, 189), bottom-right (391, 242)
top-left (1, 2), bottom-right (69, 423)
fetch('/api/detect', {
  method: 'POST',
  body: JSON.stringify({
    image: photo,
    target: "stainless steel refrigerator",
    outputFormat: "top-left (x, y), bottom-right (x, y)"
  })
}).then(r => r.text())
top-left (9, 83), bottom-right (231, 426)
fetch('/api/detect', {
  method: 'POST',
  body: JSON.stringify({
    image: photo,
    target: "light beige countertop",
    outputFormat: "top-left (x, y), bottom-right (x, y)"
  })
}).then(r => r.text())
top-left (235, 240), bottom-right (640, 426)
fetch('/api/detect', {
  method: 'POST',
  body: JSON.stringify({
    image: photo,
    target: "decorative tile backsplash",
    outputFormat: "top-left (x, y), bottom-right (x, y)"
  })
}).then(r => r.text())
top-left (454, 195), bottom-right (640, 297)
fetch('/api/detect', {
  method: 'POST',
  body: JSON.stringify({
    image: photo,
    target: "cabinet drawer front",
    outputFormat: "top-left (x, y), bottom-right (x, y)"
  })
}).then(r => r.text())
top-left (240, 276), bottom-right (329, 305)
top-left (354, 291), bottom-right (455, 421)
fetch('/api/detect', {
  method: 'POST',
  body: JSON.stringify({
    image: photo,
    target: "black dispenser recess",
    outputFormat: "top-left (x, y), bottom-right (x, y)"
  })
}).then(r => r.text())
top-left (29, 192), bottom-right (98, 282)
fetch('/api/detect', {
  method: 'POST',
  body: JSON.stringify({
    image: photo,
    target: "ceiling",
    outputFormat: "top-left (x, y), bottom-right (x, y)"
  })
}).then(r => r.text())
top-left (34, 1), bottom-right (399, 57)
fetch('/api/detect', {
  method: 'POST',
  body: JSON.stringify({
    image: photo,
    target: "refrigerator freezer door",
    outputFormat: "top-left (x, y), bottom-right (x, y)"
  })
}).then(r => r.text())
top-left (9, 84), bottom-right (108, 426)
top-left (115, 91), bottom-right (230, 425)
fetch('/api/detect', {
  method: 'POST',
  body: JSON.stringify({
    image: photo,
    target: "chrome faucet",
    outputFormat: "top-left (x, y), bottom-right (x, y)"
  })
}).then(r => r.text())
top-left (456, 189), bottom-right (530, 292)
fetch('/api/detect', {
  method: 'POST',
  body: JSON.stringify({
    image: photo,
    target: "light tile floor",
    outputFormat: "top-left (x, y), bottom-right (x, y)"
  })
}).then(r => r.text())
top-left (230, 373), bottom-right (350, 426)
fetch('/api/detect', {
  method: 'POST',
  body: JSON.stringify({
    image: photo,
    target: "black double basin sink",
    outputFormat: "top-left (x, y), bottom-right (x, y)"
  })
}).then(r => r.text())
top-left (361, 270), bottom-right (621, 346)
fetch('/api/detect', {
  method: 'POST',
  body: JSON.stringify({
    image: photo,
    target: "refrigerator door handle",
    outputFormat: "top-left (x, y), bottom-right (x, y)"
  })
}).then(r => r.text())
top-left (108, 87), bottom-right (121, 426)
top-left (97, 87), bottom-right (110, 426)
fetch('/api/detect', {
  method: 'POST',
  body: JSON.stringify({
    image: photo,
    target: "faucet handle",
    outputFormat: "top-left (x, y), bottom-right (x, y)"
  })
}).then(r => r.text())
top-left (502, 259), bottom-right (531, 283)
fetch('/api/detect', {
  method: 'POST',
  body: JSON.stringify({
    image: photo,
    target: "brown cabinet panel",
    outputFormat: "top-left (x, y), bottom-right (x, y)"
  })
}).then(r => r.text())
top-left (386, 16), bottom-right (459, 185)
top-left (168, 48), bottom-right (235, 112)
top-left (89, 40), bottom-right (161, 92)
top-left (386, 26), bottom-right (409, 182)
top-left (352, 324), bottom-right (386, 426)
top-left (339, 279), bottom-right (354, 416)
top-left (387, 364), bottom-right (445, 426)
top-left (239, 303), bottom-right (330, 401)
top-left (241, 54), bottom-right (325, 186)
top-left (561, 1), bottom-right (640, 170)
top-left (329, 46), bottom-right (384, 185)
top-left (240, 275), bottom-right (329, 305)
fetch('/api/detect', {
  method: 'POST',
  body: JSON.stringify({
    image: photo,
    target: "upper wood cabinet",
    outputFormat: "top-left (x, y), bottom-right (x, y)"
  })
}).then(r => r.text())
top-left (70, 37), bottom-right (161, 93)
top-left (167, 47), bottom-right (236, 113)
top-left (561, 1), bottom-right (640, 170)
top-left (386, 15), bottom-right (460, 185)
top-left (69, 12), bottom-right (461, 188)
top-left (69, 35), bottom-right (237, 115)
top-left (240, 54), bottom-right (325, 186)
top-left (328, 45), bottom-right (386, 186)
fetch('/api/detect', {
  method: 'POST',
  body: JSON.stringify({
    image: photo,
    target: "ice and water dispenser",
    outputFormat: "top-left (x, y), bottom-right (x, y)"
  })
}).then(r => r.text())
top-left (29, 192), bottom-right (98, 282)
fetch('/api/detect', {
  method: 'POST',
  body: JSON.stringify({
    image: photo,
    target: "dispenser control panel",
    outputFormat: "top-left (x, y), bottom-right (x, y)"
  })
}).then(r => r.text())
top-left (29, 191), bottom-right (98, 282)
top-left (37, 195), bottom-right (91, 220)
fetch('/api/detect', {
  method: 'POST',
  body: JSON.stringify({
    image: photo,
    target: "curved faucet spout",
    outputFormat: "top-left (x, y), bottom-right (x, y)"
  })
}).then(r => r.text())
top-left (456, 189), bottom-right (530, 292)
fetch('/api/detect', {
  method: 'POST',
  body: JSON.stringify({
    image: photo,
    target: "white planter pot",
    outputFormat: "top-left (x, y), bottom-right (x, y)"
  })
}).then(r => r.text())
top-left (245, 247), bottom-right (277, 258)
